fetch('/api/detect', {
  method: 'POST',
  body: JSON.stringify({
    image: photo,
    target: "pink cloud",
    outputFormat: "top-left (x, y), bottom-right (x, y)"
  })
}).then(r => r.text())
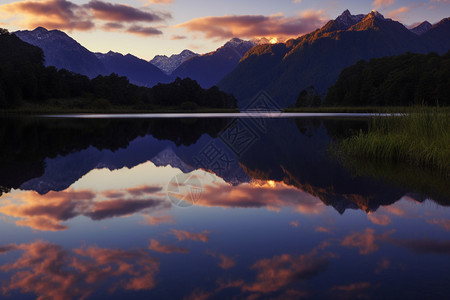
top-left (176, 10), bottom-right (327, 40)
top-left (171, 229), bottom-right (210, 242)
top-left (148, 239), bottom-right (189, 254)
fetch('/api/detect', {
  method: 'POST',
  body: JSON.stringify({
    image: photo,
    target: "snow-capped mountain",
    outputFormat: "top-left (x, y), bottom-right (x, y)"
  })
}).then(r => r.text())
top-left (150, 50), bottom-right (198, 75)
top-left (410, 21), bottom-right (432, 35)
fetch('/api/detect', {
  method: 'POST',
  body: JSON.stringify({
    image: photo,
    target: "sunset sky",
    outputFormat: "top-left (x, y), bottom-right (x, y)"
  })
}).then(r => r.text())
top-left (0, 0), bottom-right (449, 60)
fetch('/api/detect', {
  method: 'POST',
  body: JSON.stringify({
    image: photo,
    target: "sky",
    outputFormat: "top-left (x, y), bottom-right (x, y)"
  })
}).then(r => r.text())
top-left (0, 0), bottom-right (449, 60)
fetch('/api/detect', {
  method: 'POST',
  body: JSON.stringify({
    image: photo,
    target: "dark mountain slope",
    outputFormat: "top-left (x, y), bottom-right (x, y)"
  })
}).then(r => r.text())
top-left (218, 11), bottom-right (442, 108)
top-left (15, 27), bottom-right (107, 78)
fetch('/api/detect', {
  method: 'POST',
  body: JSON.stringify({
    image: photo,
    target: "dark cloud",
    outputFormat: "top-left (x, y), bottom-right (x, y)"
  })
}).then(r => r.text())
top-left (87, 0), bottom-right (169, 23)
top-left (0, 0), bottom-right (169, 35)
top-left (86, 198), bottom-right (165, 220)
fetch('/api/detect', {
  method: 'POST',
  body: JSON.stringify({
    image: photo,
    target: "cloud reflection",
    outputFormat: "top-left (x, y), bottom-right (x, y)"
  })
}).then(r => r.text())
top-left (0, 240), bottom-right (160, 299)
top-left (0, 186), bottom-right (167, 231)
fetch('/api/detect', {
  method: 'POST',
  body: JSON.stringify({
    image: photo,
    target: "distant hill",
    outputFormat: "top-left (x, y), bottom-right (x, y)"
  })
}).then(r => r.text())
top-left (410, 21), bottom-right (432, 35)
top-left (171, 38), bottom-right (255, 88)
top-left (218, 10), bottom-right (450, 107)
top-left (96, 51), bottom-right (170, 87)
top-left (150, 50), bottom-right (198, 75)
top-left (324, 51), bottom-right (450, 106)
top-left (422, 18), bottom-right (450, 54)
top-left (15, 27), bottom-right (107, 78)
top-left (0, 28), bottom-right (236, 110)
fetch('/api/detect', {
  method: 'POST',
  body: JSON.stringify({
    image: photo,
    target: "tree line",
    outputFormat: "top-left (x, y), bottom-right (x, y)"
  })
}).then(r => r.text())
top-left (323, 51), bottom-right (450, 106)
top-left (0, 29), bottom-right (236, 110)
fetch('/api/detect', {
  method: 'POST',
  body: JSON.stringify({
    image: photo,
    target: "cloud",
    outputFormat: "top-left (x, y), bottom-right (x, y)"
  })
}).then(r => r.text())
top-left (0, 187), bottom-right (167, 231)
top-left (207, 251), bottom-right (236, 270)
top-left (332, 281), bottom-right (371, 292)
top-left (147, 0), bottom-right (174, 4)
top-left (341, 228), bottom-right (395, 255)
top-left (86, 198), bottom-right (163, 220)
top-left (87, 0), bottom-right (167, 22)
top-left (0, 0), bottom-right (170, 36)
top-left (368, 213), bottom-right (391, 226)
top-left (243, 250), bottom-right (330, 293)
top-left (148, 239), bottom-right (189, 254)
top-left (197, 181), bottom-right (325, 215)
top-left (171, 229), bottom-right (210, 242)
top-left (171, 35), bottom-right (187, 40)
top-left (176, 10), bottom-right (327, 40)
top-left (0, 241), bottom-right (159, 298)
top-left (0, 244), bottom-right (19, 254)
top-left (427, 219), bottom-right (450, 231)
top-left (290, 221), bottom-right (299, 227)
top-left (0, 0), bottom-right (94, 31)
top-left (341, 228), bottom-right (380, 255)
top-left (141, 214), bottom-right (176, 226)
top-left (126, 25), bottom-right (163, 36)
top-left (375, 257), bottom-right (390, 274)
top-left (387, 6), bottom-right (409, 20)
top-left (373, 0), bottom-right (395, 9)
top-left (315, 226), bottom-right (331, 233)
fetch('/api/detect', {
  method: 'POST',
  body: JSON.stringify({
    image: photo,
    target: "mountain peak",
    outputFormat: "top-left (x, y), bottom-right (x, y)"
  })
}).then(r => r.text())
top-left (410, 21), bottom-right (432, 35)
top-left (366, 10), bottom-right (385, 20)
top-left (34, 27), bottom-right (48, 33)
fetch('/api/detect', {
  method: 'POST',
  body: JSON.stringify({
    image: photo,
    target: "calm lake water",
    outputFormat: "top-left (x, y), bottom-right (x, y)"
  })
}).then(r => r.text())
top-left (0, 114), bottom-right (448, 300)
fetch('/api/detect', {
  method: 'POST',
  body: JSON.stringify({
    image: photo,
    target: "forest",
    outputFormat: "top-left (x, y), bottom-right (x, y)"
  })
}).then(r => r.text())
top-left (324, 51), bottom-right (450, 106)
top-left (0, 29), bottom-right (236, 110)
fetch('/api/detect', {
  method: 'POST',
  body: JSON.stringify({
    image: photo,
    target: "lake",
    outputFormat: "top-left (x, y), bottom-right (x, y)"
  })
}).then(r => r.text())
top-left (0, 114), bottom-right (448, 300)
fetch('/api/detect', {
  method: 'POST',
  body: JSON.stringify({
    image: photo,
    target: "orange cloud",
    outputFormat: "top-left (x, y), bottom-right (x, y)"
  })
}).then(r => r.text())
top-left (176, 10), bottom-right (327, 40)
top-left (171, 229), bottom-right (210, 242)
top-left (72, 245), bottom-right (160, 291)
top-left (141, 214), bottom-right (176, 226)
top-left (341, 228), bottom-right (379, 255)
top-left (375, 257), bottom-right (390, 274)
top-left (427, 219), bottom-right (450, 231)
top-left (243, 250), bottom-right (330, 293)
top-left (197, 181), bottom-right (325, 215)
top-left (290, 221), bottom-right (300, 228)
top-left (0, 187), bottom-right (167, 231)
top-left (368, 213), bottom-right (391, 226)
top-left (373, 0), bottom-right (395, 9)
top-left (148, 239), bottom-right (189, 254)
top-left (387, 6), bottom-right (409, 20)
top-left (315, 226), bottom-right (331, 233)
top-left (332, 281), bottom-right (371, 292)
top-left (207, 251), bottom-right (236, 270)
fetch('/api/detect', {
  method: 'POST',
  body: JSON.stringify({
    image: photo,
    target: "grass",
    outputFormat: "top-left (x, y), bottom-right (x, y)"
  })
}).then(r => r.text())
top-left (334, 107), bottom-right (450, 175)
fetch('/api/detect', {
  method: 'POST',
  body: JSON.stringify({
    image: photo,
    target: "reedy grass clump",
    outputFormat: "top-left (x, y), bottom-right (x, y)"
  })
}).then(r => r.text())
top-left (338, 107), bottom-right (450, 175)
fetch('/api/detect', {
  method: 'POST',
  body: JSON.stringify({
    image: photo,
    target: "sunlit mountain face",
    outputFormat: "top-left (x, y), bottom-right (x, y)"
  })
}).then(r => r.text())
top-left (0, 116), bottom-right (449, 300)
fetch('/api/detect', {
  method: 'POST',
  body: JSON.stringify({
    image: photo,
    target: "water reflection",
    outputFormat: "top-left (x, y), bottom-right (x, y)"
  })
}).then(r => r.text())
top-left (0, 116), bottom-right (448, 299)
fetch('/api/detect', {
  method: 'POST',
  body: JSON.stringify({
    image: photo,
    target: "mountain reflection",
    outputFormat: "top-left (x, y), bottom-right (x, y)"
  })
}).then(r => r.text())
top-left (0, 116), bottom-right (448, 299)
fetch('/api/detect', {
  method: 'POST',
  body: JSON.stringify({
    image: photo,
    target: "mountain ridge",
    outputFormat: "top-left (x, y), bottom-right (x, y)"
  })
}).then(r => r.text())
top-left (218, 10), bottom-right (449, 107)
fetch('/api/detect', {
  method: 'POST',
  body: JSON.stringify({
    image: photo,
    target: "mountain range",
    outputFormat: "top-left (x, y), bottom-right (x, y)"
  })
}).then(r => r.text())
top-left (218, 10), bottom-right (450, 107)
top-left (12, 10), bottom-right (450, 107)
top-left (150, 50), bottom-right (199, 75)
top-left (15, 27), bottom-right (107, 78)
top-left (171, 38), bottom-right (256, 88)
top-left (13, 28), bottom-right (256, 89)
top-left (95, 51), bottom-right (170, 87)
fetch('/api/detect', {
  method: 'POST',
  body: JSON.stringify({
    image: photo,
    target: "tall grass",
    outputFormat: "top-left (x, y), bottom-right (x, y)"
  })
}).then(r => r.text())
top-left (337, 107), bottom-right (450, 175)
